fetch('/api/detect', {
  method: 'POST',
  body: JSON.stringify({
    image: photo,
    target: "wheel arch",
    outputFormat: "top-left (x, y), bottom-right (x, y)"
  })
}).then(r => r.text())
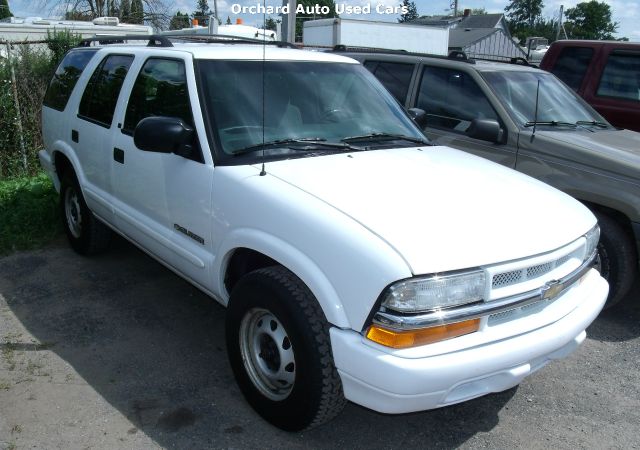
top-left (217, 230), bottom-right (351, 329)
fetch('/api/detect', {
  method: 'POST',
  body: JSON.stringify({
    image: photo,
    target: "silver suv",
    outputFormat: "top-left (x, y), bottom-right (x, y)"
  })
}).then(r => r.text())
top-left (338, 49), bottom-right (640, 308)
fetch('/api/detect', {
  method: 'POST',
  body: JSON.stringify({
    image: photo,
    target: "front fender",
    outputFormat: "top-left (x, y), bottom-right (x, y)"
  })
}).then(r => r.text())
top-left (215, 228), bottom-right (350, 328)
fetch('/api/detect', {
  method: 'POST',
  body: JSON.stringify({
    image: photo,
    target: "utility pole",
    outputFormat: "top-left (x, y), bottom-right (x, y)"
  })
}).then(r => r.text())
top-left (281, 0), bottom-right (296, 44)
top-left (556, 5), bottom-right (564, 41)
top-left (451, 0), bottom-right (458, 17)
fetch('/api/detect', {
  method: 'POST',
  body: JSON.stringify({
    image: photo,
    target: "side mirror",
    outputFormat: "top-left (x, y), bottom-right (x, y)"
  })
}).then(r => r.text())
top-left (134, 116), bottom-right (195, 158)
top-left (407, 108), bottom-right (428, 128)
top-left (466, 118), bottom-right (504, 143)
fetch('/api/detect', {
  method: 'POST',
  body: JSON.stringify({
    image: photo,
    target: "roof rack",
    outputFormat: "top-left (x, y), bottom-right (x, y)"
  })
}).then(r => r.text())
top-left (331, 45), bottom-right (476, 64)
top-left (77, 33), bottom-right (298, 49)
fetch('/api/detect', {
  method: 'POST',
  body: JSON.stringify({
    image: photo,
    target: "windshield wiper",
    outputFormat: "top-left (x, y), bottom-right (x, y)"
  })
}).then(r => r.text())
top-left (575, 120), bottom-right (609, 128)
top-left (233, 138), bottom-right (360, 155)
top-left (524, 121), bottom-right (577, 128)
top-left (342, 133), bottom-right (430, 145)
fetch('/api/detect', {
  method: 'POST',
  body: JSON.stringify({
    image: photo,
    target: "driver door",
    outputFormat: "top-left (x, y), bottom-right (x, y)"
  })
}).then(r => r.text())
top-left (110, 55), bottom-right (215, 289)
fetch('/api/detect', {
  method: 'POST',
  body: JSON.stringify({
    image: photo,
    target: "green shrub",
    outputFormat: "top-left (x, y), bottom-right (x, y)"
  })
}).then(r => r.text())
top-left (0, 173), bottom-right (61, 254)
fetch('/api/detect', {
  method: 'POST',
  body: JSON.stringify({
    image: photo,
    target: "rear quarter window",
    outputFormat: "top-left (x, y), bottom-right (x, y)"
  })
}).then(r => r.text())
top-left (43, 50), bottom-right (98, 111)
top-left (596, 51), bottom-right (640, 101)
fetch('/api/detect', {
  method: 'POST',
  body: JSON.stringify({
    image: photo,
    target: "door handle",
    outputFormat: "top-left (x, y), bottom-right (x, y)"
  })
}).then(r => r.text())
top-left (113, 147), bottom-right (125, 164)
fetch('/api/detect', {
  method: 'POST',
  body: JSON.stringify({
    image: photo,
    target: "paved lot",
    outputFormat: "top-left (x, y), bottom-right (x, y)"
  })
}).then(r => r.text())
top-left (1, 236), bottom-right (639, 449)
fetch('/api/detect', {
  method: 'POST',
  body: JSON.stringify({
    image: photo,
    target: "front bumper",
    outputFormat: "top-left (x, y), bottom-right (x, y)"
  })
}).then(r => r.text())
top-left (330, 269), bottom-right (608, 414)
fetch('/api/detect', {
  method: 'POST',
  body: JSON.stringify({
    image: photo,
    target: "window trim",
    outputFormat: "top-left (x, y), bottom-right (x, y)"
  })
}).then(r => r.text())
top-left (77, 53), bottom-right (135, 129)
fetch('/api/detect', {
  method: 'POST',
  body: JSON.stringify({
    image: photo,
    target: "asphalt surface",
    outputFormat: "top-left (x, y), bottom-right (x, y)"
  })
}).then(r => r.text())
top-left (1, 235), bottom-right (639, 449)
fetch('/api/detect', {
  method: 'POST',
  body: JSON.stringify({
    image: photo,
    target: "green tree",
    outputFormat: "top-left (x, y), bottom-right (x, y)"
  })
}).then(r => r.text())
top-left (564, 0), bottom-right (618, 40)
top-left (107, 0), bottom-right (119, 16)
top-left (130, 0), bottom-right (144, 24)
top-left (470, 8), bottom-right (488, 15)
top-left (169, 11), bottom-right (190, 30)
top-left (505, 0), bottom-right (544, 29)
top-left (264, 17), bottom-right (277, 31)
top-left (0, 0), bottom-right (13, 20)
top-left (193, 0), bottom-right (212, 26)
top-left (120, 0), bottom-right (131, 22)
top-left (398, 0), bottom-right (418, 23)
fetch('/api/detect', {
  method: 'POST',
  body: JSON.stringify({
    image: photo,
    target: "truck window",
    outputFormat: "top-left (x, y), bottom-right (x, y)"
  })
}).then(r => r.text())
top-left (417, 66), bottom-right (498, 133)
top-left (363, 61), bottom-right (414, 103)
top-left (78, 54), bottom-right (134, 127)
top-left (596, 51), bottom-right (640, 102)
top-left (123, 58), bottom-right (194, 133)
top-left (43, 50), bottom-right (98, 111)
top-left (550, 47), bottom-right (594, 91)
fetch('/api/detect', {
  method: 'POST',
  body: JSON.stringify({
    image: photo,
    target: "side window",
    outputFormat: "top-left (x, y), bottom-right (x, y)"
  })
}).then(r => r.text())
top-left (43, 50), bottom-right (98, 111)
top-left (78, 54), bottom-right (134, 127)
top-left (596, 51), bottom-right (640, 101)
top-left (123, 58), bottom-right (194, 133)
top-left (363, 61), bottom-right (414, 103)
top-left (550, 47), bottom-right (594, 91)
top-left (417, 66), bottom-right (498, 133)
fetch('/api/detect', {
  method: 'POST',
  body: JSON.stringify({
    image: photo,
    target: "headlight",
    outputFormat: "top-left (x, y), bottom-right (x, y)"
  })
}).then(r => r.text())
top-left (584, 224), bottom-right (600, 260)
top-left (382, 269), bottom-right (486, 313)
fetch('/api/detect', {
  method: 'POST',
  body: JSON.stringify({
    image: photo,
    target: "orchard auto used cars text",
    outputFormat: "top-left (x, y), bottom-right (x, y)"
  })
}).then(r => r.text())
top-left (231, 2), bottom-right (409, 15)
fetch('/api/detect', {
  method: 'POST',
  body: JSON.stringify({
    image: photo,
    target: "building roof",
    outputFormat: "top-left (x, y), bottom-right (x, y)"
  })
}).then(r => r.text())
top-left (410, 16), bottom-right (462, 27)
top-left (449, 28), bottom-right (497, 48)
top-left (458, 14), bottom-right (504, 29)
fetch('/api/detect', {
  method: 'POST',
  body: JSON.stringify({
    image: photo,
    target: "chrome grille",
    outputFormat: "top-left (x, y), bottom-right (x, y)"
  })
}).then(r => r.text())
top-left (491, 248), bottom-right (582, 289)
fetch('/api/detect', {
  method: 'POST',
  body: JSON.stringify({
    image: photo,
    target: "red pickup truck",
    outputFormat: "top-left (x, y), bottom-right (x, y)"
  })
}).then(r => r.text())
top-left (541, 40), bottom-right (640, 132)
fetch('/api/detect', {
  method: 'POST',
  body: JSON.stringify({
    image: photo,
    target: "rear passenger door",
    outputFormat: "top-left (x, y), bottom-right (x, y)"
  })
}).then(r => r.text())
top-left (413, 65), bottom-right (516, 167)
top-left (71, 53), bottom-right (134, 222)
top-left (110, 55), bottom-right (214, 289)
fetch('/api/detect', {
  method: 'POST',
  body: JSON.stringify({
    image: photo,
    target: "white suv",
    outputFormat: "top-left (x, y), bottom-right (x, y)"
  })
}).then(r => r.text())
top-left (39, 35), bottom-right (608, 431)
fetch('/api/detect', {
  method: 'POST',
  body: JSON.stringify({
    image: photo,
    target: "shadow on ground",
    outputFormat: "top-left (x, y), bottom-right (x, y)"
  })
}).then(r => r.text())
top-left (0, 236), bottom-right (517, 449)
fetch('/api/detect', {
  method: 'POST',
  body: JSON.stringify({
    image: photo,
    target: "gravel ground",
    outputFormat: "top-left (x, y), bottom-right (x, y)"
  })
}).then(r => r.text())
top-left (1, 236), bottom-right (639, 449)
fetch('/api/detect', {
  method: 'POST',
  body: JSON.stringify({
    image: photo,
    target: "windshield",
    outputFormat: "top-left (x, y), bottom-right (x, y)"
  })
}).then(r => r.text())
top-left (482, 71), bottom-right (609, 128)
top-left (196, 61), bottom-right (428, 161)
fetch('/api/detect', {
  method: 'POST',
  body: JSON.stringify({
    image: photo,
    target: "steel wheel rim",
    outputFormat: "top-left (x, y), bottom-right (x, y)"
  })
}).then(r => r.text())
top-left (64, 187), bottom-right (82, 238)
top-left (239, 307), bottom-right (296, 401)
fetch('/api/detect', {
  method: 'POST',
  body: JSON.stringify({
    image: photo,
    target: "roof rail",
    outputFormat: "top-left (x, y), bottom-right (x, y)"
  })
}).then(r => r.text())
top-left (331, 45), bottom-right (476, 64)
top-left (77, 33), bottom-right (298, 49)
top-left (78, 34), bottom-right (173, 47)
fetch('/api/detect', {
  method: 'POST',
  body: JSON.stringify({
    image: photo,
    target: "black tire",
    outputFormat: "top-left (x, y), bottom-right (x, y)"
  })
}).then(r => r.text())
top-left (593, 212), bottom-right (636, 308)
top-left (60, 171), bottom-right (111, 255)
top-left (226, 266), bottom-right (346, 431)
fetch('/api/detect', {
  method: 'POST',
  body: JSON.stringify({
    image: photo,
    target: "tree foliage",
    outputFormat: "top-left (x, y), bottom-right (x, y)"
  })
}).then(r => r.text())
top-left (505, 0), bottom-right (544, 29)
top-left (0, 0), bottom-right (13, 19)
top-left (398, 0), bottom-right (418, 23)
top-left (264, 17), bottom-right (277, 31)
top-left (169, 11), bottom-right (190, 30)
top-left (129, 0), bottom-right (144, 23)
top-left (192, 0), bottom-right (212, 26)
top-left (53, 0), bottom-right (169, 29)
top-left (564, 0), bottom-right (618, 40)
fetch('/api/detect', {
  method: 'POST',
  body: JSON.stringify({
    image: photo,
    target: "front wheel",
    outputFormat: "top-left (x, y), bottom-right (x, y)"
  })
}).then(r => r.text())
top-left (593, 212), bottom-right (636, 308)
top-left (226, 266), bottom-right (346, 431)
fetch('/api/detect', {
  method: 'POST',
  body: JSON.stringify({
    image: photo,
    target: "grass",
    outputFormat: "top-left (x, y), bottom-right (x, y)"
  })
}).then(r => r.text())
top-left (0, 173), bottom-right (61, 255)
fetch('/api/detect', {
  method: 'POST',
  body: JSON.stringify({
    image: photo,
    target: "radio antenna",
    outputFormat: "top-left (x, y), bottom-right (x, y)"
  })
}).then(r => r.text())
top-left (531, 79), bottom-right (540, 142)
top-left (259, 0), bottom-right (267, 176)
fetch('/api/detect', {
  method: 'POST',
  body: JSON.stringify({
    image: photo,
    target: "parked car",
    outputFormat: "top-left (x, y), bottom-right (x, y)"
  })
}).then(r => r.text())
top-left (540, 40), bottom-right (640, 132)
top-left (39, 36), bottom-right (607, 431)
top-left (337, 48), bottom-right (640, 307)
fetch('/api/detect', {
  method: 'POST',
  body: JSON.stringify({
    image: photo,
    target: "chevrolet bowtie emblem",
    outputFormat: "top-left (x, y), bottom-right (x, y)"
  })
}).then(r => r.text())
top-left (541, 279), bottom-right (563, 300)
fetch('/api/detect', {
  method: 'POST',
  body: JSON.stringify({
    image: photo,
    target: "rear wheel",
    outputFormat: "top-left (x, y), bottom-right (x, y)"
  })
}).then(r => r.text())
top-left (226, 266), bottom-right (346, 431)
top-left (593, 212), bottom-right (636, 308)
top-left (60, 171), bottom-right (111, 255)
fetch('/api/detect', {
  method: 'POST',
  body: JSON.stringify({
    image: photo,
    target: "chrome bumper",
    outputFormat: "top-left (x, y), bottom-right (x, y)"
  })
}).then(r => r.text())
top-left (373, 250), bottom-right (598, 331)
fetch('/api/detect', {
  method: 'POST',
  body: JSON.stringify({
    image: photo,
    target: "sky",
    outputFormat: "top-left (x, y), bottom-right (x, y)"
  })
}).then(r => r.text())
top-left (8, 0), bottom-right (640, 41)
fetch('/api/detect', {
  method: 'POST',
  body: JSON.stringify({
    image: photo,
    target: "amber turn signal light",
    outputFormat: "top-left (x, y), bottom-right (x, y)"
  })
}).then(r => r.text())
top-left (366, 319), bottom-right (481, 349)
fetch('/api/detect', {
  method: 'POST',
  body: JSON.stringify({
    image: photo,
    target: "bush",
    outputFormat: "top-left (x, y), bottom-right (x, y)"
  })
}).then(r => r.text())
top-left (0, 173), bottom-right (61, 254)
top-left (0, 31), bottom-right (81, 179)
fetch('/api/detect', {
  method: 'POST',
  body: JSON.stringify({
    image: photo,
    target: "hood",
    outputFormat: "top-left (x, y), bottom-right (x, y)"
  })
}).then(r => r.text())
top-left (531, 128), bottom-right (640, 180)
top-left (264, 147), bottom-right (595, 275)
